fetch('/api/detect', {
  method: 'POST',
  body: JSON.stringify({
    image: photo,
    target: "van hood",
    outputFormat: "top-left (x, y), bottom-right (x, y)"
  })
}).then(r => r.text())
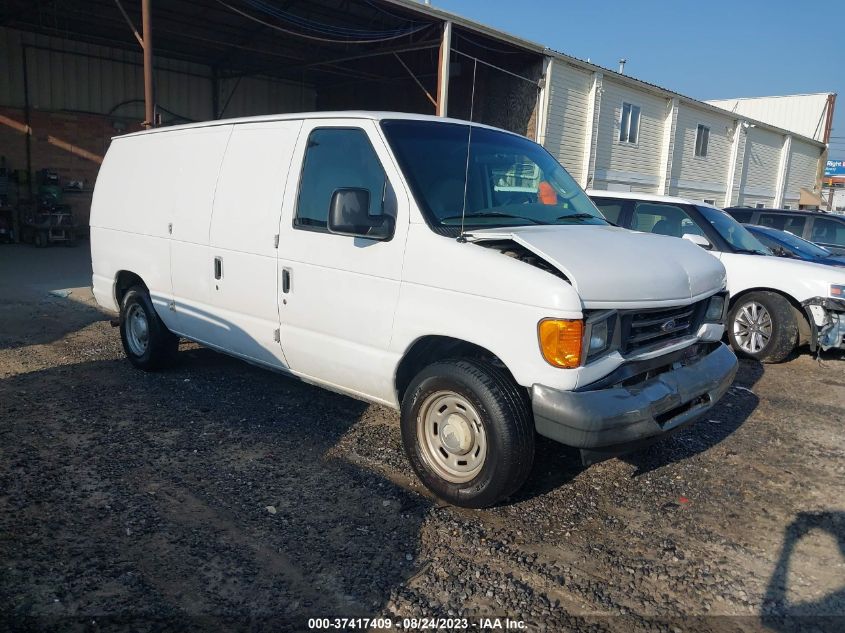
top-left (466, 224), bottom-right (726, 307)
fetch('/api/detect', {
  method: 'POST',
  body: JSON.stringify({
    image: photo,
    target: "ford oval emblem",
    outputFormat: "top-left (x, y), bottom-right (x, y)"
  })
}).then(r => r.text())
top-left (660, 318), bottom-right (677, 333)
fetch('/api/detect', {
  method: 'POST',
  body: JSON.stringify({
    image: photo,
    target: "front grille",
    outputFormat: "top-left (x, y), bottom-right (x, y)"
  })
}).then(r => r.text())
top-left (621, 300), bottom-right (706, 356)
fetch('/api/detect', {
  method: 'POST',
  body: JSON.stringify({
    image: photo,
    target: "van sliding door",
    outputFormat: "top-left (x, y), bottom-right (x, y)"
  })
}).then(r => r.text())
top-left (167, 126), bottom-right (233, 343)
top-left (207, 120), bottom-right (303, 368)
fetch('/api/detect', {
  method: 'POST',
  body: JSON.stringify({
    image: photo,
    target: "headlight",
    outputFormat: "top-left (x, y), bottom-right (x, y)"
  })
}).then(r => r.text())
top-left (830, 284), bottom-right (845, 298)
top-left (705, 294), bottom-right (726, 322)
top-left (587, 319), bottom-right (610, 356)
top-left (585, 312), bottom-right (617, 360)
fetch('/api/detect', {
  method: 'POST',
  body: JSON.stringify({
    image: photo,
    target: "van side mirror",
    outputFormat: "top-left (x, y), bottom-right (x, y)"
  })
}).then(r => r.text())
top-left (682, 233), bottom-right (712, 250)
top-left (327, 188), bottom-right (394, 241)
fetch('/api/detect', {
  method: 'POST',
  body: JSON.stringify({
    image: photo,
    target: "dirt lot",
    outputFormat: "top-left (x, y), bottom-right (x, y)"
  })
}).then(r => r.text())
top-left (1, 243), bottom-right (843, 632)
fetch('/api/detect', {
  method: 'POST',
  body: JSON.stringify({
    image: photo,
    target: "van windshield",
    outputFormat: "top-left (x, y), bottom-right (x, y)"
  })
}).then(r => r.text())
top-left (381, 120), bottom-right (606, 234)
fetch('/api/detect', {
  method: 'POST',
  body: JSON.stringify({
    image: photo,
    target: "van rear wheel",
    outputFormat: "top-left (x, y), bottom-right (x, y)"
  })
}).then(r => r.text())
top-left (400, 358), bottom-right (534, 508)
top-left (119, 286), bottom-right (179, 371)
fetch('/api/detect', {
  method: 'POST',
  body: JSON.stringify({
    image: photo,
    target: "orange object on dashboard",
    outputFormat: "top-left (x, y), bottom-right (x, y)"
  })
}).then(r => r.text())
top-left (538, 181), bottom-right (557, 205)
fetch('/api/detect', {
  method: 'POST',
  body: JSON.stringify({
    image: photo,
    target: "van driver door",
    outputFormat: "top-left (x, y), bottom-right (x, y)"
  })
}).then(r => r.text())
top-left (276, 119), bottom-right (410, 402)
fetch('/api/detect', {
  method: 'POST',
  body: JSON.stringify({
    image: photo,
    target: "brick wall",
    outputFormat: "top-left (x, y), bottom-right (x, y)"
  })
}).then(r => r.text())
top-left (0, 106), bottom-right (143, 230)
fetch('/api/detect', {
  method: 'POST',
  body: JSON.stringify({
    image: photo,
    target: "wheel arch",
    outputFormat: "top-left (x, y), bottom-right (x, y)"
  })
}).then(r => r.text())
top-left (394, 335), bottom-right (522, 405)
top-left (114, 270), bottom-right (147, 307)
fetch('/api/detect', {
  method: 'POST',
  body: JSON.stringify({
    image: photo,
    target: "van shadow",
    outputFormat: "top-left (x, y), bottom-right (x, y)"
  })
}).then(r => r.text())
top-left (0, 241), bottom-right (104, 351)
top-left (0, 348), bottom-right (430, 630)
top-left (0, 296), bottom-right (105, 351)
top-left (761, 511), bottom-right (845, 633)
top-left (512, 357), bottom-right (764, 501)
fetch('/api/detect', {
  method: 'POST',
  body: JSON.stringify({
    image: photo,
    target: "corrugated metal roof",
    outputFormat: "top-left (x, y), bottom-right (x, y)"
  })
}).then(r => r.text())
top-left (705, 94), bottom-right (833, 142)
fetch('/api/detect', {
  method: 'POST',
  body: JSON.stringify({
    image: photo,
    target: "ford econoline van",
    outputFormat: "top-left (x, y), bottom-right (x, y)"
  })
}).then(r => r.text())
top-left (91, 112), bottom-right (737, 507)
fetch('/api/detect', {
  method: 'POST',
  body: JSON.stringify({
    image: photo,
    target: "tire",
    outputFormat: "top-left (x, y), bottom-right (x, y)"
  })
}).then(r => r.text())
top-left (400, 358), bottom-right (535, 508)
top-left (119, 285), bottom-right (179, 371)
top-left (727, 291), bottom-right (798, 363)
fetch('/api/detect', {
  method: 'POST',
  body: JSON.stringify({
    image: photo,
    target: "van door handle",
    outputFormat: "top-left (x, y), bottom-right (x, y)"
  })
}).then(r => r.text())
top-left (214, 256), bottom-right (223, 280)
top-left (282, 268), bottom-right (291, 293)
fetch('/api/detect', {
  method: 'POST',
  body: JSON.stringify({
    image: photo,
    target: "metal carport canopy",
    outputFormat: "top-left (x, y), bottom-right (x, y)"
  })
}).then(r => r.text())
top-left (0, 0), bottom-right (546, 127)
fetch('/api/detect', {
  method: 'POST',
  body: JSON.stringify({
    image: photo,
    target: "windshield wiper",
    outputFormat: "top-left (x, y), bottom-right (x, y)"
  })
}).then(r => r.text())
top-left (733, 248), bottom-right (769, 256)
top-left (440, 211), bottom-right (548, 225)
top-left (555, 213), bottom-right (600, 221)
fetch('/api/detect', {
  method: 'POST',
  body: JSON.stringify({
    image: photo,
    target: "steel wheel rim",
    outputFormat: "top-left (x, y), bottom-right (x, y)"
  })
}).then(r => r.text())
top-left (733, 301), bottom-right (773, 354)
top-left (417, 391), bottom-right (487, 484)
top-left (126, 303), bottom-right (150, 356)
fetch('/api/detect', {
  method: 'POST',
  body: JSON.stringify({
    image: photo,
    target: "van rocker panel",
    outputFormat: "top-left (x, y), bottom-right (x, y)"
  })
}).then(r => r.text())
top-left (532, 343), bottom-right (737, 454)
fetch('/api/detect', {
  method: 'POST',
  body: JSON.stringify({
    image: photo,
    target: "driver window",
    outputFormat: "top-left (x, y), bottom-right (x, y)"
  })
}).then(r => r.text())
top-left (631, 203), bottom-right (705, 239)
top-left (295, 128), bottom-right (386, 232)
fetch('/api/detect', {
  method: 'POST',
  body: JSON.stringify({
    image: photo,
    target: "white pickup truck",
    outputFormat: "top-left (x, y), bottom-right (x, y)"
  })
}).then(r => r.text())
top-left (91, 112), bottom-right (737, 507)
top-left (589, 191), bottom-right (845, 363)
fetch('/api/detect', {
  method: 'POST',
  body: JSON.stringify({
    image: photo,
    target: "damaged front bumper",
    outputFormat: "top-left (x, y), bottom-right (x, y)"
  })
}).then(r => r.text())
top-left (802, 297), bottom-right (845, 351)
top-left (531, 342), bottom-right (738, 465)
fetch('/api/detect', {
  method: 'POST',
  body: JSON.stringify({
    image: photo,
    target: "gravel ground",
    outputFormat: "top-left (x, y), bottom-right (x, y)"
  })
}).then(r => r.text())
top-left (1, 244), bottom-right (844, 632)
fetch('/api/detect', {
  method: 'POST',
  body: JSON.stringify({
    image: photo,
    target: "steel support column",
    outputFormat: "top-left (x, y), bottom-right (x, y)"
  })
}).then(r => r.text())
top-left (436, 21), bottom-right (452, 117)
top-left (142, 0), bottom-right (154, 128)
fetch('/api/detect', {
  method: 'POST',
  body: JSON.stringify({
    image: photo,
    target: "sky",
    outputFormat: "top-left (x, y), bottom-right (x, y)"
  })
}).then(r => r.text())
top-left (433, 0), bottom-right (845, 158)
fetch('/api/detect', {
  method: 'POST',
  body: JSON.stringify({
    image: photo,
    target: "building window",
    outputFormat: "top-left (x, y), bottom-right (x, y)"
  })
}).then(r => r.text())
top-left (703, 199), bottom-right (716, 205)
top-left (755, 203), bottom-right (765, 209)
top-left (619, 102), bottom-right (641, 144)
top-left (695, 124), bottom-right (710, 157)
top-left (783, 205), bottom-right (791, 210)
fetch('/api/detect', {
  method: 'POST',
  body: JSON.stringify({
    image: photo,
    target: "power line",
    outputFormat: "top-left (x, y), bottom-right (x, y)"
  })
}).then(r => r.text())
top-left (216, 0), bottom-right (431, 44)
top-left (243, 0), bottom-right (424, 38)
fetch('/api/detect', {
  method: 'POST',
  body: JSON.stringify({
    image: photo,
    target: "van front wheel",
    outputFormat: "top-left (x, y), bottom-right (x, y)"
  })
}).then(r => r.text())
top-left (400, 359), bottom-right (534, 508)
top-left (119, 286), bottom-right (179, 371)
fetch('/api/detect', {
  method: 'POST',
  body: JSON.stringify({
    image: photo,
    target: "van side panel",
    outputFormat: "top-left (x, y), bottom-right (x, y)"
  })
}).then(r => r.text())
top-left (90, 133), bottom-right (181, 315)
top-left (91, 126), bottom-right (233, 335)
top-left (206, 120), bottom-right (303, 367)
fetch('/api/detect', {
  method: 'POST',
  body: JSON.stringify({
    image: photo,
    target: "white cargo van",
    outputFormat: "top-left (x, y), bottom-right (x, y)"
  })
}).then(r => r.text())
top-left (91, 112), bottom-right (737, 507)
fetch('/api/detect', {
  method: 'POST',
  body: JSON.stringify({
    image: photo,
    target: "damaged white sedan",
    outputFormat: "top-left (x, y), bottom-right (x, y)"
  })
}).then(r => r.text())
top-left (589, 191), bottom-right (845, 362)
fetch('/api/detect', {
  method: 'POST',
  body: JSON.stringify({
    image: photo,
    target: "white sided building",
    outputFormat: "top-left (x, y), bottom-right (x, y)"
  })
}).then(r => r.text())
top-left (536, 57), bottom-right (829, 210)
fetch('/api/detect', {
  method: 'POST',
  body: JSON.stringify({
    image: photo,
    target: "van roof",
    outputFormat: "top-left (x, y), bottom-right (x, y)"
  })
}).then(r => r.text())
top-left (586, 189), bottom-right (722, 210)
top-left (118, 111), bottom-right (510, 139)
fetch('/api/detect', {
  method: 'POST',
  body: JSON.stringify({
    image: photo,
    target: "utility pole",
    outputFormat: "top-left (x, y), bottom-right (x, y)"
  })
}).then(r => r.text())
top-left (828, 178), bottom-right (835, 212)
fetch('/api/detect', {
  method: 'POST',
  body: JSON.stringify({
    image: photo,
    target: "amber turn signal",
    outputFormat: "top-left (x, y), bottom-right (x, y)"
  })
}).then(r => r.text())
top-left (538, 319), bottom-right (584, 368)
